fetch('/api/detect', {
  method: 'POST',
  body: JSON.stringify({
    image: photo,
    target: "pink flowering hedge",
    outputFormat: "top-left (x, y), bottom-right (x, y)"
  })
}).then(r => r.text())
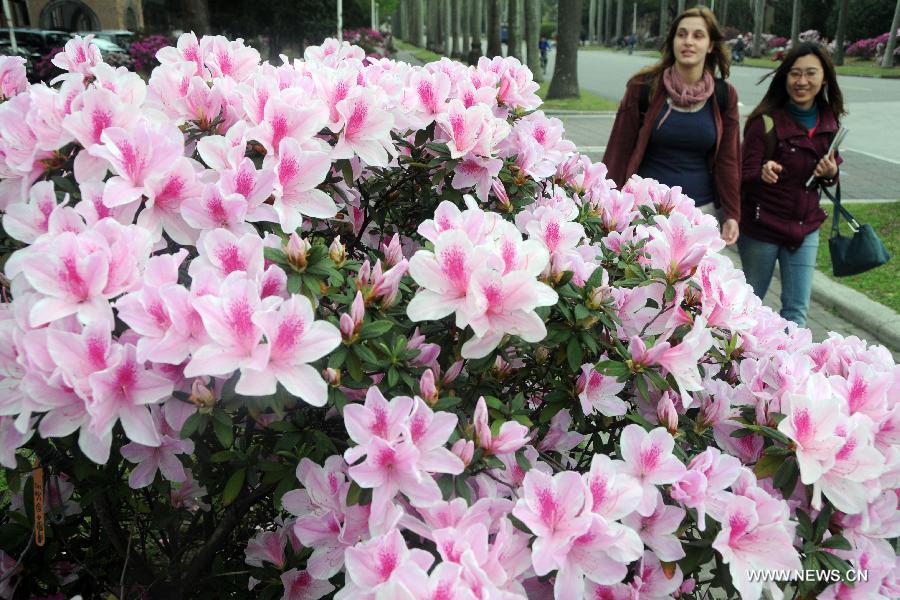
top-left (0, 34), bottom-right (898, 600)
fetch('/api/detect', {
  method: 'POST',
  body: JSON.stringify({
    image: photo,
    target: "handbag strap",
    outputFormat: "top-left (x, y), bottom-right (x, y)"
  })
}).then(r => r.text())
top-left (820, 182), bottom-right (859, 236)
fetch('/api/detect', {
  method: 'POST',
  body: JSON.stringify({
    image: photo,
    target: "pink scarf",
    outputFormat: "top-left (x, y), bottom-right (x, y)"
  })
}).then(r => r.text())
top-left (657, 66), bottom-right (715, 128)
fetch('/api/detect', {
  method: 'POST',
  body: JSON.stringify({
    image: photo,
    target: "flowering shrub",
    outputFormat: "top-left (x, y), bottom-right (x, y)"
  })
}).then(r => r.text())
top-left (1, 34), bottom-right (898, 600)
top-left (129, 34), bottom-right (172, 74)
top-left (767, 36), bottom-right (788, 50)
top-left (342, 28), bottom-right (390, 59)
top-left (847, 29), bottom-right (900, 59)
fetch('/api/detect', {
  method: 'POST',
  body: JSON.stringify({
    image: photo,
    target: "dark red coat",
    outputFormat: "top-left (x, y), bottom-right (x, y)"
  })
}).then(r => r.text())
top-left (740, 106), bottom-right (842, 249)
top-left (602, 76), bottom-right (743, 222)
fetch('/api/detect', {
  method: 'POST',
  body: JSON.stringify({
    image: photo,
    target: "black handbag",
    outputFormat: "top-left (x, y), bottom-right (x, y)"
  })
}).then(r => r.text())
top-left (820, 183), bottom-right (891, 277)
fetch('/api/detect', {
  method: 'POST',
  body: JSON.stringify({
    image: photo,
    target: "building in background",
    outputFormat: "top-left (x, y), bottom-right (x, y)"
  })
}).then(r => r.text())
top-left (2, 0), bottom-right (143, 31)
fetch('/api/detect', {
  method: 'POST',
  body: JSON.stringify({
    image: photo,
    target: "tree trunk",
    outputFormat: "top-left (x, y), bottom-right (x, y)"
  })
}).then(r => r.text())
top-left (471, 0), bottom-right (483, 57)
top-left (182, 0), bottom-right (210, 35)
top-left (597, 0), bottom-right (604, 43)
top-left (677, 0), bottom-right (684, 15)
top-left (615, 0), bottom-right (623, 42)
top-left (453, 0), bottom-right (462, 56)
top-left (397, 0), bottom-right (407, 40)
top-left (833, 0), bottom-right (848, 65)
top-left (487, 0), bottom-right (502, 57)
top-left (507, 0), bottom-right (522, 58)
top-left (720, 0), bottom-right (728, 27)
top-left (883, 0), bottom-right (900, 68)
top-left (790, 0), bottom-right (801, 46)
top-left (444, 0), bottom-right (453, 54)
top-left (751, 0), bottom-right (764, 58)
top-left (659, 0), bottom-right (667, 38)
top-left (524, 0), bottom-right (542, 80)
top-left (462, 0), bottom-right (471, 55)
top-left (605, 0), bottom-right (612, 43)
top-left (589, 0), bottom-right (597, 43)
top-left (547, 0), bottom-right (582, 99)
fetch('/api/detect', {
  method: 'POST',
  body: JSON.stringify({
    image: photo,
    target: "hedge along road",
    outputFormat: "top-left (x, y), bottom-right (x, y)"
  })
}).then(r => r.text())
top-left (545, 49), bottom-right (900, 199)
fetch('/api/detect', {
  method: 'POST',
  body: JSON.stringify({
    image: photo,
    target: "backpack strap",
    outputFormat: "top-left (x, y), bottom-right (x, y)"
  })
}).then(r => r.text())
top-left (713, 78), bottom-right (728, 114)
top-left (761, 114), bottom-right (777, 162)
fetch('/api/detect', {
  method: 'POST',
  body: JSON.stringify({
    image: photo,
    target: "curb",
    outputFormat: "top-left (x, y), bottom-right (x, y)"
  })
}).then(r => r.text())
top-left (809, 271), bottom-right (900, 352)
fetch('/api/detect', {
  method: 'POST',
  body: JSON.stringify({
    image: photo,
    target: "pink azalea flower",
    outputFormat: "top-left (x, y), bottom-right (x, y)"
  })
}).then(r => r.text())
top-left (184, 272), bottom-right (278, 389)
top-left (435, 99), bottom-right (492, 159)
top-left (814, 413), bottom-right (885, 513)
top-left (777, 373), bottom-right (845, 485)
top-left (0, 56), bottom-right (27, 100)
top-left (239, 295), bottom-right (340, 405)
top-left (200, 35), bottom-right (260, 81)
top-left (62, 87), bottom-right (140, 152)
top-left (511, 470), bottom-right (593, 576)
top-left (630, 551), bottom-right (684, 600)
top-left (670, 447), bottom-right (741, 530)
top-left (618, 425), bottom-right (687, 516)
top-left (89, 120), bottom-right (185, 208)
top-left (385, 561), bottom-right (476, 600)
top-left (408, 397), bottom-right (464, 475)
top-left (2, 181), bottom-right (69, 244)
top-left (271, 137), bottom-right (336, 231)
top-left (280, 568), bottom-right (335, 600)
top-left (712, 494), bottom-right (801, 600)
top-left (553, 515), bottom-right (644, 600)
top-left (50, 35), bottom-right (102, 77)
top-left (331, 87), bottom-right (395, 167)
top-left (189, 228), bottom-right (265, 281)
top-left (621, 494), bottom-right (686, 561)
top-left (577, 364), bottom-right (628, 417)
top-left (473, 396), bottom-right (530, 456)
top-left (407, 229), bottom-right (484, 322)
top-left (250, 89), bottom-right (328, 156)
top-left (337, 529), bottom-right (434, 600)
top-left (87, 343), bottom-right (173, 448)
top-left (120, 407), bottom-right (194, 489)
top-left (343, 387), bottom-right (414, 463)
top-left (450, 155), bottom-right (503, 202)
top-left (654, 317), bottom-right (715, 408)
top-left (645, 211), bottom-right (723, 280)
top-left (218, 158), bottom-right (277, 223)
top-left (583, 454), bottom-right (643, 521)
top-left (244, 528), bottom-right (286, 569)
top-left (181, 181), bottom-right (251, 234)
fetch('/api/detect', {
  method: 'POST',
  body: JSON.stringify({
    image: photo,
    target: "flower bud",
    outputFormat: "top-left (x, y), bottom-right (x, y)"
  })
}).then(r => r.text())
top-left (657, 392), bottom-right (679, 434)
top-left (285, 233), bottom-right (311, 271)
top-left (189, 379), bottom-right (216, 411)
top-left (322, 367), bottom-right (341, 387)
top-left (350, 291), bottom-right (365, 327)
top-left (451, 439), bottom-right (474, 467)
top-left (340, 313), bottom-right (356, 343)
top-left (329, 236), bottom-right (346, 267)
top-left (491, 355), bottom-right (512, 380)
top-left (419, 368), bottom-right (438, 405)
top-left (380, 234), bottom-right (403, 268)
top-left (491, 179), bottom-right (511, 209)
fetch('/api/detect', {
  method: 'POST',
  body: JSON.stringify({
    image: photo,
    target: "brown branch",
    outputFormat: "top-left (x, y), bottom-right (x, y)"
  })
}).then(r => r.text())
top-left (176, 482), bottom-right (276, 598)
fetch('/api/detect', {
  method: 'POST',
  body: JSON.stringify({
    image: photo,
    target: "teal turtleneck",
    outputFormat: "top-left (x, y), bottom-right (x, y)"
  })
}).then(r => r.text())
top-left (787, 102), bottom-right (818, 132)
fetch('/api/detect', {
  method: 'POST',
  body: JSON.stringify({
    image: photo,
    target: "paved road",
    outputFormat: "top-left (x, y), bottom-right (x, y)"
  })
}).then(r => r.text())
top-left (545, 49), bottom-right (900, 201)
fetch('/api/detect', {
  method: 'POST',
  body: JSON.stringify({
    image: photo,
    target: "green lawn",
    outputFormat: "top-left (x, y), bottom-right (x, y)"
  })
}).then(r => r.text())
top-left (394, 40), bottom-right (446, 64)
top-left (816, 203), bottom-right (900, 312)
top-left (537, 81), bottom-right (618, 111)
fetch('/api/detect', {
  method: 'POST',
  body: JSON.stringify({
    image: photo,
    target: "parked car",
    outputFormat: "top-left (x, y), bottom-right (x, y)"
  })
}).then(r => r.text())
top-left (86, 30), bottom-right (135, 49)
top-left (9, 28), bottom-right (72, 57)
top-left (87, 37), bottom-right (128, 55)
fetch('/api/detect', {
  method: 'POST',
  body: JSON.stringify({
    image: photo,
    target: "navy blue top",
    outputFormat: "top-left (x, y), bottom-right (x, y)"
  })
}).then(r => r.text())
top-left (636, 99), bottom-right (717, 206)
top-left (787, 102), bottom-right (818, 131)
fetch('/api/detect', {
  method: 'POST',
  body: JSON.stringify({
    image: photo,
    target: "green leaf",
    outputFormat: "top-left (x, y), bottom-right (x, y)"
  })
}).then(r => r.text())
top-left (213, 414), bottom-right (233, 448)
top-left (593, 359), bottom-right (629, 378)
top-left (264, 247), bottom-right (288, 264)
top-left (507, 514), bottom-right (532, 535)
top-left (222, 468), bottom-right (246, 506)
top-left (814, 503), bottom-right (834, 543)
top-left (763, 444), bottom-right (792, 456)
top-left (817, 550), bottom-right (854, 579)
top-left (352, 343), bottom-right (379, 364)
top-left (773, 456), bottom-right (799, 497)
top-left (566, 337), bottom-right (584, 373)
top-left (455, 475), bottom-right (472, 505)
top-left (634, 374), bottom-right (650, 404)
top-left (753, 453), bottom-right (786, 479)
top-left (437, 475), bottom-right (454, 501)
top-left (515, 451), bottom-right (531, 473)
top-left (287, 272), bottom-right (303, 294)
top-left (345, 481), bottom-right (362, 506)
top-left (346, 351), bottom-right (364, 382)
top-left (820, 535), bottom-right (852, 551)
top-left (484, 396), bottom-right (505, 412)
top-left (359, 320), bottom-right (393, 340)
top-left (341, 160), bottom-right (355, 186)
top-left (180, 412), bottom-right (207, 439)
top-left (433, 396), bottom-right (462, 410)
top-left (539, 402), bottom-right (566, 424)
top-left (796, 509), bottom-right (814, 541)
top-left (483, 455), bottom-right (505, 470)
top-left (387, 367), bottom-right (399, 388)
top-left (646, 369), bottom-right (668, 391)
top-left (210, 450), bottom-right (238, 464)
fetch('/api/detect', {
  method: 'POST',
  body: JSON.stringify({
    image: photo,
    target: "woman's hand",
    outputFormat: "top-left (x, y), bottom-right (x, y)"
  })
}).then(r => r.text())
top-left (761, 160), bottom-right (783, 184)
top-left (721, 218), bottom-right (739, 245)
top-left (814, 152), bottom-right (838, 179)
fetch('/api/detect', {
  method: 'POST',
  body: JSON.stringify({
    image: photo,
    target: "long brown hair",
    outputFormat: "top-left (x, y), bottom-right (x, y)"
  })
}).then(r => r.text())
top-left (635, 7), bottom-right (731, 98)
top-left (745, 42), bottom-right (846, 133)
